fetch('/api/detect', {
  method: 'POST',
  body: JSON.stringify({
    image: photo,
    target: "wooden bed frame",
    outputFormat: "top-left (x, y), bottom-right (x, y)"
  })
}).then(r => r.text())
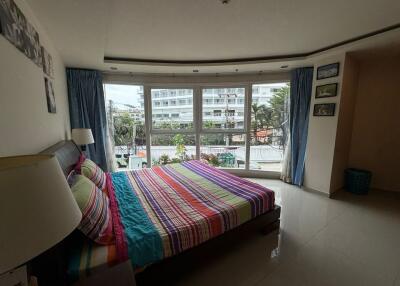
top-left (39, 140), bottom-right (281, 283)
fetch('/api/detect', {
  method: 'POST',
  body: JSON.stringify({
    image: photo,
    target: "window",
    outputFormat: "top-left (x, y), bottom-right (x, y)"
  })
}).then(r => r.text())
top-left (250, 83), bottom-right (290, 171)
top-left (104, 84), bottom-right (146, 171)
top-left (104, 81), bottom-right (289, 175)
top-left (150, 88), bottom-right (195, 166)
top-left (203, 98), bottom-right (213, 105)
top-left (200, 87), bottom-right (246, 169)
top-left (203, 88), bottom-right (245, 130)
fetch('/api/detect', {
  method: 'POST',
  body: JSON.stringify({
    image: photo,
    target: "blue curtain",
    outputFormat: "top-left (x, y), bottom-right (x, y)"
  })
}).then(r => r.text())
top-left (66, 68), bottom-right (108, 171)
top-left (290, 67), bottom-right (314, 186)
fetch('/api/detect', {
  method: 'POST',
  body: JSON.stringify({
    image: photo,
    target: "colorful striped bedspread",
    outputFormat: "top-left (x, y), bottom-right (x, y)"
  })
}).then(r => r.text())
top-left (109, 160), bottom-right (275, 268)
top-left (68, 160), bottom-right (275, 278)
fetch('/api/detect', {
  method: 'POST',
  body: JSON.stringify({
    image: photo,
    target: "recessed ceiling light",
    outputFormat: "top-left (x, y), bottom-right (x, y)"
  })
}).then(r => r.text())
top-left (193, 69), bottom-right (199, 73)
top-left (280, 65), bottom-right (289, 69)
top-left (110, 67), bottom-right (118, 70)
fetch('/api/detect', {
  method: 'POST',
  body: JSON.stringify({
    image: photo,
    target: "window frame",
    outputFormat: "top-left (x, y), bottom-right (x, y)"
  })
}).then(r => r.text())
top-left (104, 77), bottom-right (289, 176)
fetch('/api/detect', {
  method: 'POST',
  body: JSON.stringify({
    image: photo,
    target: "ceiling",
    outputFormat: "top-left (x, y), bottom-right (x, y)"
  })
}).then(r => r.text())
top-left (28, 0), bottom-right (400, 74)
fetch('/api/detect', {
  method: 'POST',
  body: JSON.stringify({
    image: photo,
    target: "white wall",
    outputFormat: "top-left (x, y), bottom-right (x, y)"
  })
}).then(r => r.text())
top-left (0, 0), bottom-right (70, 156)
top-left (303, 54), bottom-right (345, 195)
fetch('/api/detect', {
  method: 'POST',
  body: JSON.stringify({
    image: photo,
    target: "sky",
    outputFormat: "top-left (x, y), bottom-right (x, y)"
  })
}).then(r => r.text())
top-left (104, 84), bottom-right (142, 107)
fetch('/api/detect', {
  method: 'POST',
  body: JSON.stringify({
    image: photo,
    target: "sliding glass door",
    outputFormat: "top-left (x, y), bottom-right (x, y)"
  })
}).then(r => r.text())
top-left (249, 83), bottom-right (290, 171)
top-left (104, 81), bottom-right (289, 175)
top-left (200, 87), bottom-right (247, 169)
top-left (104, 84), bottom-right (146, 170)
top-left (149, 88), bottom-right (196, 166)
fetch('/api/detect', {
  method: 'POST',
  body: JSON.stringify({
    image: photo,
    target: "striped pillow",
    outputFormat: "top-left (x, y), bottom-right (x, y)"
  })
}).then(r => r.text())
top-left (70, 175), bottom-right (114, 245)
top-left (80, 157), bottom-right (107, 191)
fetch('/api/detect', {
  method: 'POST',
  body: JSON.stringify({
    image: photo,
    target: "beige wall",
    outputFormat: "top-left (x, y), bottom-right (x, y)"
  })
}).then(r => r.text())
top-left (330, 55), bottom-right (359, 193)
top-left (348, 55), bottom-right (400, 192)
top-left (304, 54), bottom-right (345, 194)
top-left (0, 0), bottom-right (70, 156)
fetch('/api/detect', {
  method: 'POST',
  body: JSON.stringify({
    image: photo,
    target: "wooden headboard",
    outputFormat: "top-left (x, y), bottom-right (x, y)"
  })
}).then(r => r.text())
top-left (40, 140), bottom-right (81, 177)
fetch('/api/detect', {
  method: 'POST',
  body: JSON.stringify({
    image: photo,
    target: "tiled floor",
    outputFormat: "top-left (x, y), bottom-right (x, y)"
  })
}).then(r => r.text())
top-left (137, 179), bottom-right (400, 286)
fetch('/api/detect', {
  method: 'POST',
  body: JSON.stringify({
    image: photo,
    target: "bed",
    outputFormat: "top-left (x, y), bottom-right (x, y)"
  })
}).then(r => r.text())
top-left (41, 141), bottom-right (281, 281)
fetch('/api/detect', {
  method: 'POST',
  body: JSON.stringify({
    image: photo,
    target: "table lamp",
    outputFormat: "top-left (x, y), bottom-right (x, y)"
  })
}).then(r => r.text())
top-left (71, 128), bottom-right (94, 151)
top-left (0, 155), bottom-right (82, 284)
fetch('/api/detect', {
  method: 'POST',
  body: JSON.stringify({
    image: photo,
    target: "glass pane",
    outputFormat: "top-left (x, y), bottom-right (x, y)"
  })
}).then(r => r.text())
top-left (202, 87), bottom-right (245, 130)
top-left (151, 134), bottom-right (196, 166)
top-left (104, 84), bottom-right (147, 171)
top-left (151, 89), bottom-right (193, 130)
top-left (250, 83), bottom-right (290, 171)
top-left (200, 133), bottom-right (245, 169)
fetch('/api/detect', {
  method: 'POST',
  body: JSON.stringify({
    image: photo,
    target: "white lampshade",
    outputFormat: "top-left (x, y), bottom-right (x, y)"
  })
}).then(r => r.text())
top-left (0, 155), bottom-right (82, 273)
top-left (71, 128), bottom-right (94, 145)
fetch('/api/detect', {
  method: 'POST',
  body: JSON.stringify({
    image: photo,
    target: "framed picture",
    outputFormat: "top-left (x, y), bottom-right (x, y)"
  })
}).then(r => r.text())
top-left (44, 77), bottom-right (56, 113)
top-left (0, 0), bottom-right (26, 52)
top-left (313, 103), bottom-right (335, 116)
top-left (316, 83), bottom-right (338, 99)
top-left (317, 63), bottom-right (339, 80)
top-left (42, 46), bottom-right (54, 78)
top-left (0, 0), bottom-right (42, 67)
top-left (23, 21), bottom-right (42, 67)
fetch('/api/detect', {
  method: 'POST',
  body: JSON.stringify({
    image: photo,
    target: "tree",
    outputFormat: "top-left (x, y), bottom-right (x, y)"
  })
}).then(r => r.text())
top-left (113, 113), bottom-right (135, 147)
top-left (172, 134), bottom-right (187, 160)
top-left (269, 84), bottom-right (290, 148)
top-left (251, 103), bottom-right (272, 144)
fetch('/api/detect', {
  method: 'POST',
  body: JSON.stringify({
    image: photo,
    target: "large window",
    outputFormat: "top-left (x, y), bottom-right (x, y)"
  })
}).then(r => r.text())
top-left (104, 81), bottom-right (289, 175)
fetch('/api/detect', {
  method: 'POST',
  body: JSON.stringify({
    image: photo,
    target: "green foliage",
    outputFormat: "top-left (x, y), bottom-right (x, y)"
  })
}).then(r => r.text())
top-left (251, 84), bottom-right (290, 148)
top-left (201, 153), bottom-right (220, 167)
top-left (172, 134), bottom-right (187, 159)
top-left (269, 84), bottom-right (290, 147)
top-left (159, 154), bottom-right (170, 165)
top-left (113, 113), bottom-right (145, 147)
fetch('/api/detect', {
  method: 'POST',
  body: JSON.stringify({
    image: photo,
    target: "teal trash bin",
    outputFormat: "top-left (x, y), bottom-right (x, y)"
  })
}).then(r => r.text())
top-left (344, 168), bottom-right (372, 195)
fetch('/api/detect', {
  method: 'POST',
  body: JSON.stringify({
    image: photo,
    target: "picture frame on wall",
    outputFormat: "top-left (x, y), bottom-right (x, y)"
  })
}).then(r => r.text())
top-left (317, 63), bottom-right (340, 80)
top-left (0, 0), bottom-right (26, 52)
top-left (23, 21), bottom-right (42, 67)
top-left (44, 77), bottom-right (56, 113)
top-left (41, 46), bottom-right (54, 78)
top-left (313, 103), bottom-right (335, 116)
top-left (0, 0), bottom-right (43, 67)
top-left (315, 83), bottom-right (338, 99)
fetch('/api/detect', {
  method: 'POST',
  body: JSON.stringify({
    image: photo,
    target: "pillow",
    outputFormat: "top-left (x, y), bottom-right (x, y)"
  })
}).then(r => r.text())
top-left (77, 155), bottom-right (107, 191)
top-left (70, 175), bottom-right (114, 245)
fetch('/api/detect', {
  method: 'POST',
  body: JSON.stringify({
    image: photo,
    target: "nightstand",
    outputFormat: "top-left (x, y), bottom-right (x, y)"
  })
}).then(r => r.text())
top-left (72, 261), bottom-right (136, 286)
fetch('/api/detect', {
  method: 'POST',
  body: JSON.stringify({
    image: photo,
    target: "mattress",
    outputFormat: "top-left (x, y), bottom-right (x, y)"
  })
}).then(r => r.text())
top-left (68, 160), bottom-right (275, 278)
